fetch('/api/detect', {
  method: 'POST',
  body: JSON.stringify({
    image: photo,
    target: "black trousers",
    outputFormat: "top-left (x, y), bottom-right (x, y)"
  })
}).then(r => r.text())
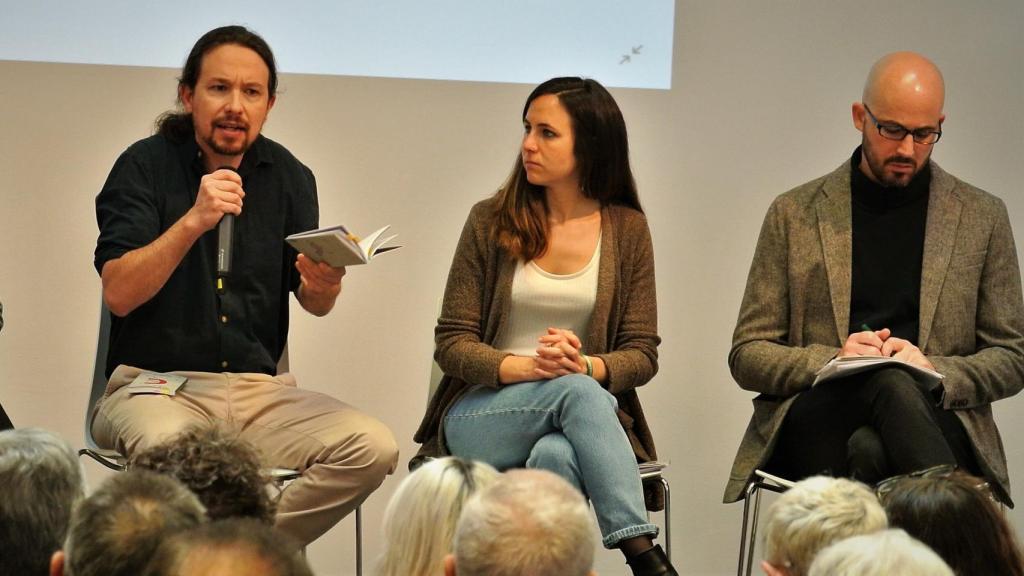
top-left (766, 367), bottom-right (978, 485)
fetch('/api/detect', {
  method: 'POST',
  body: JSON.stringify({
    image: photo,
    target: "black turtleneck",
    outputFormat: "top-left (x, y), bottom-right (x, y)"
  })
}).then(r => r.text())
top-left (848, 147), bottom-right (931, 342)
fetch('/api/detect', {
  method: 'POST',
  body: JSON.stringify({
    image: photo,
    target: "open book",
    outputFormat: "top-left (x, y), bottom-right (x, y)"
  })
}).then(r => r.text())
top-left (813, 355), bottom-right (944, 387)
top-left (286, 224), bottom-right (401, 267)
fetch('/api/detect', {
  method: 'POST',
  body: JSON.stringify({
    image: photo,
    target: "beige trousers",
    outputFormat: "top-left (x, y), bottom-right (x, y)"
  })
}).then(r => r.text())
top-left (91, 365), bottom-right (399, 546)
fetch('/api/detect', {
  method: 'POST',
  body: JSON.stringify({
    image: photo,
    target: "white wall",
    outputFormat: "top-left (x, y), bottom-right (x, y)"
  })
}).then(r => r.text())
top-left (1, 1), bottom-right (1021, 574)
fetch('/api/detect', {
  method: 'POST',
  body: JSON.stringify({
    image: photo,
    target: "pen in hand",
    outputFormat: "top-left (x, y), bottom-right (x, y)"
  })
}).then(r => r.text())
top-left (861, 323), bottom-right (898, 356)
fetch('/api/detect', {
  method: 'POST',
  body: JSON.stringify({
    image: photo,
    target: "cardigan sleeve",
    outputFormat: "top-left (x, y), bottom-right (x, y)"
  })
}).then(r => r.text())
top-left (434, 201), bottom-right (510, 388)
top-left (594, 210), bottom-right (661, 394)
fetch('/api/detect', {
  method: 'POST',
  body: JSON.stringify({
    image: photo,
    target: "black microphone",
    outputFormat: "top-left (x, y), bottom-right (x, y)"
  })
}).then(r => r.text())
top-left (216, 166), bottom-right (239, 277)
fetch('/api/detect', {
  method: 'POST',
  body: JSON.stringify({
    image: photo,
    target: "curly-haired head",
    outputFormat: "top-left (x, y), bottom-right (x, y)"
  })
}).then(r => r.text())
top-left (129, 425), bottom-right (276, 524)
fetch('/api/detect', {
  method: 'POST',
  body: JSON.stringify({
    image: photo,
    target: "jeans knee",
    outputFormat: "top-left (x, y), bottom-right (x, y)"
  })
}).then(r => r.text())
top-left (528, 433), bottom-right (576, 467)
top-left (526, 433), bottom-right (583, 492)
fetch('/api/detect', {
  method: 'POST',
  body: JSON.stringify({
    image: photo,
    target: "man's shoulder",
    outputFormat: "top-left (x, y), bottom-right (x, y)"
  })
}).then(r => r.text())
top-left (775, 162), bottom-right (848, 206)
top-left (255, 136), bottom-right (312, 174)
top-left (932, 163), bottom-right (1005, 211)
top-left (120, 133), bottom-right (181, 160)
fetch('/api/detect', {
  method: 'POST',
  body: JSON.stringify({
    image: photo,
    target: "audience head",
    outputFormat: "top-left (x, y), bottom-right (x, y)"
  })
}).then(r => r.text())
top-left (880, 470), bottom-right (1024, 576)
top-left (56, 470), bottom-right (205, 576)
top-left (130, 425), bottom-right (276, 523)
top-left (761, 476), bottom-right (887, 576)
top-left (808, 528), bottom-right (953, 576)
top-left (446, 468), bottom-right (596, 576)
top-left (377, 457), bottom-right (500, 576)
top-left (0, 428), bottom-right (84, 576)
top-left (493, 76), bottom-right (641, 260)
top-left (143, 518), bottom-right (311, 576)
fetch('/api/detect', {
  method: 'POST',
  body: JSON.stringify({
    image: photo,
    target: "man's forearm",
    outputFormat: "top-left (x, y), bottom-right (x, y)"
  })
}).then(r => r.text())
top-left (296, 283), bottom-right (340, 317)
top-left (102, 214), bottom-right (205, 316)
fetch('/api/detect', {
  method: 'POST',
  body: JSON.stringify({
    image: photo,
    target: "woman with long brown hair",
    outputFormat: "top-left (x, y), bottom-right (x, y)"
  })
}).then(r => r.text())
top-left (414, 77), bottom-right (674, 576)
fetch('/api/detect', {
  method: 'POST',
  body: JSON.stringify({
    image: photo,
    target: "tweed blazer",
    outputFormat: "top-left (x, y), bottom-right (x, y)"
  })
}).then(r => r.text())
top-left (413, 198), bottom-right (664, 508)
top-left (725, 159), bottom-right (1024, 505)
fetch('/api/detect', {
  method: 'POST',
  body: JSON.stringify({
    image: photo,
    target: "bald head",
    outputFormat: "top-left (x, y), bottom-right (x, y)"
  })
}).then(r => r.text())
top-left (853, 52), bottom-right (946, 187)
top-left (863, 51), bottom-right (945, 116)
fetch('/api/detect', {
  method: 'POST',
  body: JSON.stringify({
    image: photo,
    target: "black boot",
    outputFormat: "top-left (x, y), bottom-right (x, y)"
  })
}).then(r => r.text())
top-left (625, 544), bottom-right (678, 576)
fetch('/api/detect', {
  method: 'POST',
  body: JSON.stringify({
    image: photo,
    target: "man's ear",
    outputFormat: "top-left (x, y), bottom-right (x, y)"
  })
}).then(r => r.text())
top-left (851, 101), bottom-right (867, 132)
top-left (49, 550), bottom-right (65, 576)
top-left (180, 84), bottom-right (194, 113)
top-left (444, 553), bottom-right (457, 576)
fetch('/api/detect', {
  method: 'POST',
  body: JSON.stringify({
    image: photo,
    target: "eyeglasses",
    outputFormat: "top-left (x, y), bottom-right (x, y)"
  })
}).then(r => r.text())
top-left (874, 463), bottom-right (995, 502)
top-left (863, 104), bottom-right (942, 145)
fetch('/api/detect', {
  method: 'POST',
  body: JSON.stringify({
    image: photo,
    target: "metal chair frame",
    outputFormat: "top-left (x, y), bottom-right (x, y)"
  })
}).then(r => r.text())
top-left (640, 462), bottom-right (673, 562)
top-left (736, 470), bottom-right (792, 576)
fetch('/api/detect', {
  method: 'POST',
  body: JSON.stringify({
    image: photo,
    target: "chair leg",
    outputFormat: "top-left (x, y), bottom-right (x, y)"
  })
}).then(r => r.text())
top-left (660, 476), bottom-right (671, 563)
top-left (356, 505), bottom-right (363, 576)
top-left (745, 484), bottom-right (765, 576)
top-left (737, 480), bottom-right (759, 576)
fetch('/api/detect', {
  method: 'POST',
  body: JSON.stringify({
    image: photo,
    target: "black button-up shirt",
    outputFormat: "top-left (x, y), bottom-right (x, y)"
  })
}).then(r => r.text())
top-left (95, 132), bottom-right (318, 377)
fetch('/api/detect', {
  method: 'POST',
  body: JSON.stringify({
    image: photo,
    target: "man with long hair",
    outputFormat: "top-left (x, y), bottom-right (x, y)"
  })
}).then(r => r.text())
top-left (90, 25), bottom-right (398, 547)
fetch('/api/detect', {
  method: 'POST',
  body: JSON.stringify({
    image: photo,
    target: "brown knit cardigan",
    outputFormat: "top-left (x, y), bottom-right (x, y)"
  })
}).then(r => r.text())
top-left (413, 197), bottom-right (665, 509)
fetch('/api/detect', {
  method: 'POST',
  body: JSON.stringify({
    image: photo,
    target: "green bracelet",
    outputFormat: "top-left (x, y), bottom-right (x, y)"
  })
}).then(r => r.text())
top-left (583, 355), bottom-right (594, 378)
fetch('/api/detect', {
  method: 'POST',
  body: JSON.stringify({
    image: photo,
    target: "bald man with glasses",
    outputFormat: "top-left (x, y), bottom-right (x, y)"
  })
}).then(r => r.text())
top-left (725, 51), bottom-right (1024, 507)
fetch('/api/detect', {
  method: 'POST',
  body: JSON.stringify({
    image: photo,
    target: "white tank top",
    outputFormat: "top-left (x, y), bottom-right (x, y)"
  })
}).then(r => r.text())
top-left (494, 240), bottom-right (601, 356)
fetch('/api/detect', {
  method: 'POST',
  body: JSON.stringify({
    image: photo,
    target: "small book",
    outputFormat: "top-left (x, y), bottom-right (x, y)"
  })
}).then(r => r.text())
top-left (286, 224), bottom-right (401, 267)
top-left (813, 355), bottom-right (944, 387)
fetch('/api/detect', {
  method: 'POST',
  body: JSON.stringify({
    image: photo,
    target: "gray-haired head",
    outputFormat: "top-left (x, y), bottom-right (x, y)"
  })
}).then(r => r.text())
top-left (451, 468), bottom-right (596, 576)
top-left (0, 428), bottom-right (85, 576)
top-left (808, 528), bottom-right (954, 576)
top-left (63, 470), bottom-right (206, 576)
top-left (762, 476), bottom-right (887, 576)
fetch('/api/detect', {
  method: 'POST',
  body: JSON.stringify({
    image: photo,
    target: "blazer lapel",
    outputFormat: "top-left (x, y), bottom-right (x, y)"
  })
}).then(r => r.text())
top-left (816, 163), bottom-right (854, 344)
top-left (918, 163), bottom-right (963, 349)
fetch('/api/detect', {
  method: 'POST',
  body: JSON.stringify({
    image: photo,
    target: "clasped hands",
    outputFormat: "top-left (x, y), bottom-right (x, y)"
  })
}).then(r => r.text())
top-left (497, 327), bottom-right (605, 384)
top-left (534, 328), bottom-right (589, 379)
top-left (839, 327), bottom-right (934, 370)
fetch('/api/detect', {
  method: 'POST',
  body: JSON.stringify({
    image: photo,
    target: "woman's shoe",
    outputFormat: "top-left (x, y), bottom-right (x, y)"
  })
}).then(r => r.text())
top-left (625, 544), bottom-right (678, 576)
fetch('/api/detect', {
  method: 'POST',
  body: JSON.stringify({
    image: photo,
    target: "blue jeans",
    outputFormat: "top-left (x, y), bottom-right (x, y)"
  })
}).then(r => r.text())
top-left (444, 373), bottom-right (658, 548)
